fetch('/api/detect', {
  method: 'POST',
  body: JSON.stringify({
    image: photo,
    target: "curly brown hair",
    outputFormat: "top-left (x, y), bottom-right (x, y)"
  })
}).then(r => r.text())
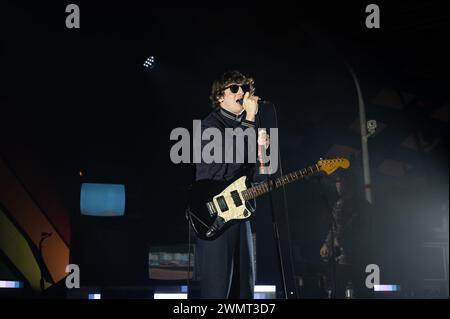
top-left (209, 70), bottom-right (255, 110)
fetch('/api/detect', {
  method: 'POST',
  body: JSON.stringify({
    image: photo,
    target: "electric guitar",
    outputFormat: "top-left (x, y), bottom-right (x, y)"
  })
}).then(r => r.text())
top-left (187, 158), bottom-right (350, 240)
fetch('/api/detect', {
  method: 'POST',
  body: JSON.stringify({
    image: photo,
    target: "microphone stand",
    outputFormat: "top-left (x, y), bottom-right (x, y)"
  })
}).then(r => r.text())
top-left (317, 176), bottom-right (337, 299)
top-left (256, 113), bottom-right (289, 299)
top-left (268, 178), bottom-right (289, 299)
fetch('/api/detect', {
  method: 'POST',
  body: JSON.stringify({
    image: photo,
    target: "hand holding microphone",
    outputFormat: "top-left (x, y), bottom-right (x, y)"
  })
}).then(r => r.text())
top-left (242, 92), bottom-right (260, 122)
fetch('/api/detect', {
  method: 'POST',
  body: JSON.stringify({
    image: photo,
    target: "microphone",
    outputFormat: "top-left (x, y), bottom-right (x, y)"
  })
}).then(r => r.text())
top-left (237, 98), bottom-right (270, 105)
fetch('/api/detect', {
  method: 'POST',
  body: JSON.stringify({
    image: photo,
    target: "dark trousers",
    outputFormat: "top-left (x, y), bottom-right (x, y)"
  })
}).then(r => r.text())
top-left (196, 221), bottom-right (255, 299)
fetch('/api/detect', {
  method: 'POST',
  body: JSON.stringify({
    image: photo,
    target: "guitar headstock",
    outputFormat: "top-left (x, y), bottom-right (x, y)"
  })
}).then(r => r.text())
top-left (317, 158), bottom-right (350, 175)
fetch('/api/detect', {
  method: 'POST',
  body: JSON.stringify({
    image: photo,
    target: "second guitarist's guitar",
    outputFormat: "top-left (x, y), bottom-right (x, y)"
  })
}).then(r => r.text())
top-left (187, 158), bottom-right (350, 240)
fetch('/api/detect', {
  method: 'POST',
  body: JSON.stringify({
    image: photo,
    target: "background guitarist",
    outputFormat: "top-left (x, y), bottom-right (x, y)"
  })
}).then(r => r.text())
top-left (194, 70), bottom-right (266, 299)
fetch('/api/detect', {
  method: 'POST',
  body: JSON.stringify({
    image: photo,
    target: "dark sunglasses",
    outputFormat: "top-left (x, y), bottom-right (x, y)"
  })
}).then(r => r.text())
top-left (225, 84), bottom-right (251, 94)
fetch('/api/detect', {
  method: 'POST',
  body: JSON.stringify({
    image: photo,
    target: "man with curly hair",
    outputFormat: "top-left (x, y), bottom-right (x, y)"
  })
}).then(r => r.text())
top-left (194, 70), bottom-right (263, 299)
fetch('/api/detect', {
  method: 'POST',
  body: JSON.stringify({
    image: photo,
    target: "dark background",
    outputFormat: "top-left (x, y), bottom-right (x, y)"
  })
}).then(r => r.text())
top-left (1, 1), bottom-right (448, 298)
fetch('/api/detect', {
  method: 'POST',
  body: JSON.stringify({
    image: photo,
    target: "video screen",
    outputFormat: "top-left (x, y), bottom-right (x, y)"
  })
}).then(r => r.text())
top-left (149, 244), bottom-right (194, 280)
top-left (80, 183), bottom-right (125, 217)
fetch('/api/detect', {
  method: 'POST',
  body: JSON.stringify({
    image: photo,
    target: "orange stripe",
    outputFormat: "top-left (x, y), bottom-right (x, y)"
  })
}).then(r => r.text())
top-left (0, 208), bottom-right (43, 290)
top-left (0, 158), bottom-right (69, 283)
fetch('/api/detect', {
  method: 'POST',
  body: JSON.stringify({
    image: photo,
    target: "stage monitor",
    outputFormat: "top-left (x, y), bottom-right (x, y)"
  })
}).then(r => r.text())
top-left (80, 183), bottom-right (125, 216)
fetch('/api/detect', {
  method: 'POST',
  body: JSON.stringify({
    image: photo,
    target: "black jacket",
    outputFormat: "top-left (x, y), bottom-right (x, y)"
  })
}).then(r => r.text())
top-left (195, 108), bottom-right (257, 182)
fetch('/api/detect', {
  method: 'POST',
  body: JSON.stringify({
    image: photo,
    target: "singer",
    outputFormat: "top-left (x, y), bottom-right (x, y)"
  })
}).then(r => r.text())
top-left (194, 70), bottom-right (268, 298)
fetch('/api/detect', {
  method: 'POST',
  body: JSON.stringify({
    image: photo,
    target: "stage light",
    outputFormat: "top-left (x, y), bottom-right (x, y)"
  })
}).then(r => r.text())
top-left (0, 280), bottom-right (23, 288)
top-left (154, 293), bottom-right (188, 299)
top-left (88, 293), bottom-right (101, 299)
top-left (153, 285), bottom-right (189, 299)
top-left (143, 56), bottom-right (155, 69)
top-left (374, 284), bottom-right (401, 292)
top-left (254, 285), bottom-right (276, 292)
top-left (254, 285), bottom-right (276, 299)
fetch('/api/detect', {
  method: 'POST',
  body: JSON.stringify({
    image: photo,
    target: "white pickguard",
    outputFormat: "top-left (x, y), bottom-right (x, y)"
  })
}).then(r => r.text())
top-left (212, 176), bottom-right (250, 222)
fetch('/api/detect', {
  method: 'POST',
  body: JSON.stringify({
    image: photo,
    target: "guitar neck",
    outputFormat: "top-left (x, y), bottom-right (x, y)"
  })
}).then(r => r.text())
top-left (242, 164), bottom-right (321, 200)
